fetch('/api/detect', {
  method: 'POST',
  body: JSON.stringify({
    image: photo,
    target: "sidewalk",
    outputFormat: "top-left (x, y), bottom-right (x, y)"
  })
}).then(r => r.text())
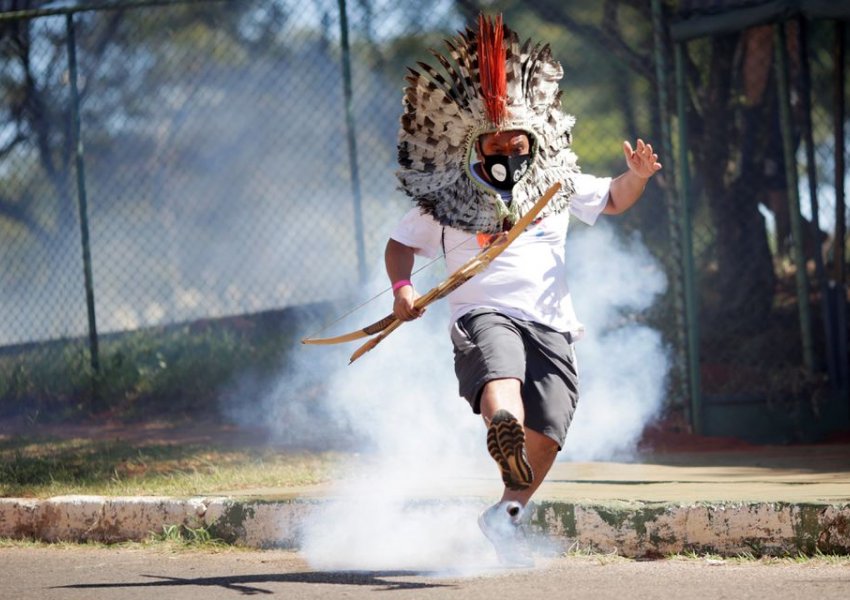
top-left (2, 443), bottom-right (849, 557)
top-left (212, 444), bottom-right (850, 503)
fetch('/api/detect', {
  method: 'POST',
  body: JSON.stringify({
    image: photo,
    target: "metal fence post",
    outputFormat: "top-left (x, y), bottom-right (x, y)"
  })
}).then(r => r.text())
top-left (798, 17), bottom-right (838, 386)
top-left (66, 13), bottom-right (101, 404)
top-left (774, 21), bottom-right (815, 374)
top-left (338, 0), bottom-right (367, 286)
top-left (651, 0), bottom-right (691, 420)
top-left (674, 41), bottom-right (703, 434)
top-left (834, 21), bottom-right (849, 399)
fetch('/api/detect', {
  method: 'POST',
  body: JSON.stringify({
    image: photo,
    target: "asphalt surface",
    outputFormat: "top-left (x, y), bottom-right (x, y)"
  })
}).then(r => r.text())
top-left (1, 546), bottom-right (849, 600)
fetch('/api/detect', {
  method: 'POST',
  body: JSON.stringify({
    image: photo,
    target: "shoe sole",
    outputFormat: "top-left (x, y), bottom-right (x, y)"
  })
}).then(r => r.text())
top-left (486, 410), bottom-right (533, 491)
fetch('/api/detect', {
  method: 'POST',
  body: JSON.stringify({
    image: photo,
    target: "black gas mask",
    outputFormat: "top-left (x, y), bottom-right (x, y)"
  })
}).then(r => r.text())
top-left (481, 152), bottom-right (531, 191)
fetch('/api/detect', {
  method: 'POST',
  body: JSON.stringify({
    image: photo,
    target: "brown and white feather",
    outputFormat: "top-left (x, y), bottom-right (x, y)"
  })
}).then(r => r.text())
top-left (397, 17), bottom-right (580, 234)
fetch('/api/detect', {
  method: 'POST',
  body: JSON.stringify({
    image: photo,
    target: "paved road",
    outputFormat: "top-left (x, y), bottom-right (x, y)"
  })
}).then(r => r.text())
top-left (2, 547), bottom-right (849, 600)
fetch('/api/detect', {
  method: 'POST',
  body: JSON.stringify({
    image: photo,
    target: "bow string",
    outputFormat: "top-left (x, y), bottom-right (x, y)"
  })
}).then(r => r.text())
top-left (302, 182), bottom-right (561, 363)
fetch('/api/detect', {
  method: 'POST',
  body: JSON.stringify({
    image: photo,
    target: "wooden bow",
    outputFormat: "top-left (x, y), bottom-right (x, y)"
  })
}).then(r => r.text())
top-left (302, 182), bottom-right (561, 363)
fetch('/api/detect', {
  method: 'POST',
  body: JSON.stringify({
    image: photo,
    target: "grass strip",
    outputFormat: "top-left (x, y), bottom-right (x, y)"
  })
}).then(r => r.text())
top-left (0, 435), bottom-right (339, 497)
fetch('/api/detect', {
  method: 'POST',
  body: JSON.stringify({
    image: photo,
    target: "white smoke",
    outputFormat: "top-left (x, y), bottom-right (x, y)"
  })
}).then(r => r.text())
top-left (563, 222), bottom-right (669, 461)
top-left (221, 262), bottom-right (509, 571)
top-left (231, 216), bottom-right (668, 572)
top-left (293, 275), bottom-right (501, 572)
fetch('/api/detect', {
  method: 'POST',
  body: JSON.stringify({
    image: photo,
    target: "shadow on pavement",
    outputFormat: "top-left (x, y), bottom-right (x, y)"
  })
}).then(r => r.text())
top-left (54, 571), bottom-right (457, 595)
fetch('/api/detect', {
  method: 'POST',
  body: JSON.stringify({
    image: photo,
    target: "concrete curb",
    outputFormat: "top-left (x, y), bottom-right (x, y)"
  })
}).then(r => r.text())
top-left (1, 497), bottom-right (848, 557)
top-left (533, 500), bottom-right (850, 556)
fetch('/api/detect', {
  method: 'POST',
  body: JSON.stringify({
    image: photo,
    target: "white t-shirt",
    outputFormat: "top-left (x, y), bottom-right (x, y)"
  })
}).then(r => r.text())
top-left (390, 173), bottom-right (612, 338)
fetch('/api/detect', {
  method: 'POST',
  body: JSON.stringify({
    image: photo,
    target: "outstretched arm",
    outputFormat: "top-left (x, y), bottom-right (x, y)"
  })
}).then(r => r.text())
top-left (603, 139), bottom-right (662, 215)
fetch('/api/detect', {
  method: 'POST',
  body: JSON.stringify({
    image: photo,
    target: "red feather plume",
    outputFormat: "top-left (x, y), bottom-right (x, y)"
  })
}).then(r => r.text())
top-left (477, 14), bottom-right (507, 127)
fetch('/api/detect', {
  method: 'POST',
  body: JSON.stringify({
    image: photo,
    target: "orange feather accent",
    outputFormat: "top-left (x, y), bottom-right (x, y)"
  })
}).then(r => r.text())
top-left (477, 14), bottom-right (507, 127)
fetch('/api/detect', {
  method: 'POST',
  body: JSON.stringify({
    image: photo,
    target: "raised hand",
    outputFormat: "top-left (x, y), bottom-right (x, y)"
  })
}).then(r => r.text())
top-left (623, 139), bottom-right (662, 179)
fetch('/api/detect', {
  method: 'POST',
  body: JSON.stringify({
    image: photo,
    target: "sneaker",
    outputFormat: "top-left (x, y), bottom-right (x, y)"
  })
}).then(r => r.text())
top-left (478, 501), bottom-right (534, 568)
top-left (486, 409), bottom-right (533, 490)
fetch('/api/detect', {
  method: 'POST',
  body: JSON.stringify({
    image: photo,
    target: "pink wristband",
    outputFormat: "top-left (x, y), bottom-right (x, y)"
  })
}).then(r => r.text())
top-left (392, 279), bottom-right (412, 292)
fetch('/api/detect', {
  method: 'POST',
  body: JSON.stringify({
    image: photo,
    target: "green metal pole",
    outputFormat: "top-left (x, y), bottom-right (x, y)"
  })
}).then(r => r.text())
top-left (836, 23), bottom-right (847, 294)
top-left (674, 42), bottom-right (703, 434)
top-left (834, 21), bottom-right (848, 398)
top-left (836, 24), bottom-right (847, 291)
top-left (651, 0), bottom-right (690, 420)
top-left (799, 16), bottom-right (837, 384)
top-left (774, 22), bottom-right (815, 374)
top-left (66, 14), bottom-right (101, 398)
top-left (338, 0), bottom-right (367, 286)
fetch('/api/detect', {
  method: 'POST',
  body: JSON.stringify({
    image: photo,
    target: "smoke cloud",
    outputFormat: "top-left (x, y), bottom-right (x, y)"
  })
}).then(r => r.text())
top-left (6, 7), bottom-right (668, 572)
top-left (225, 216), bottom-right (669, 572)
top-left (564, 222), bottom-right (669, 461)
top-left (294, 293), bottom-right (563, 572)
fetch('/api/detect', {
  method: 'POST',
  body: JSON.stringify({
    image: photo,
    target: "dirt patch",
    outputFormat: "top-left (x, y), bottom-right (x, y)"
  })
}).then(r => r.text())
top-left (637, 412), bottom-right (760, 454)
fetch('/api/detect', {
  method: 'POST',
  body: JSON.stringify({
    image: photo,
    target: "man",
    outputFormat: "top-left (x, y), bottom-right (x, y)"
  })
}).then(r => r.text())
top-left (387, 16), bottom-right (661, 566)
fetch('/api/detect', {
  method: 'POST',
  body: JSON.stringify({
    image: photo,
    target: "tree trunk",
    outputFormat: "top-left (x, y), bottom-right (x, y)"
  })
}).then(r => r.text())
top-left (694, 35), bottom-right (776, 332)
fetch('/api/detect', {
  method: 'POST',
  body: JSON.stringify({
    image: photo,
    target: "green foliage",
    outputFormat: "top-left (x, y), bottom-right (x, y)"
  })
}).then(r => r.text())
top-left (153, 524), bottom-right (227, 549)
top-left (0, 315), bottom-right (297, 422)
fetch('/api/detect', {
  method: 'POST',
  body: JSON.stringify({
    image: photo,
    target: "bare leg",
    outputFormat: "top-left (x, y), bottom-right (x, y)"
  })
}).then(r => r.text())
top-left (500, 428), bottom-right (558, 505)
top-left (479, 378), bottom-right (523, 423)
top-left (478, 378), bottom-right (559, 506)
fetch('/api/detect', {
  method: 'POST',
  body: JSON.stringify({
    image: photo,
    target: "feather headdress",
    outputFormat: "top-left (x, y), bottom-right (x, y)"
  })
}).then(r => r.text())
top-left (397, 14), bottom-right (579, 234)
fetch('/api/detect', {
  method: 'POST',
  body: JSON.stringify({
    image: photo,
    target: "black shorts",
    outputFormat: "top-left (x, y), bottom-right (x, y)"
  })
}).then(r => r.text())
top-left (450, 308), bottom-right (579, 448)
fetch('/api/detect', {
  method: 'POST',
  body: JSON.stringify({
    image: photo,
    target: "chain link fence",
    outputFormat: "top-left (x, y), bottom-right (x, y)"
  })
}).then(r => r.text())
top-left (671, 1), bottom-right (849, 438)
top-left (0, 0), bottom-right (847, 439)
